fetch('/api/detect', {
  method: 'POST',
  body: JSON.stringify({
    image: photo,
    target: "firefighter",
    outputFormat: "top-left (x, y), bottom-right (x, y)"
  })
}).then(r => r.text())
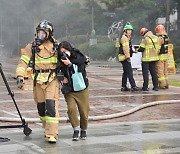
top-left (118, 24), bottom-right (140, 91)
top-left (138, 28), bottom-right (160, 91)
top-left (16, 20), bottom-right (60, 143)
top-left (155, 24), bottom-right (169, 89)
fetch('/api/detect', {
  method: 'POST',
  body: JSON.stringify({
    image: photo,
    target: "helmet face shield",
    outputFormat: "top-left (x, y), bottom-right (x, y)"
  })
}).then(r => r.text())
top-left (37, 30), bottom-right (48, 42)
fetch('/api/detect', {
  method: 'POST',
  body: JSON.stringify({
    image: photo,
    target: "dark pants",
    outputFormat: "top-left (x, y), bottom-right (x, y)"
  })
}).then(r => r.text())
top-left (142, 61), bottom-right (158, 89)
top-left (121, 60), bottom-right (136, 88)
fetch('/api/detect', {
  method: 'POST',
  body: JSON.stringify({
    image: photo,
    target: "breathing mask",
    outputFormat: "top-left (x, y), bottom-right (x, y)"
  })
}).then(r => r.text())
top-left (36, 30), bottom-right (48, 43)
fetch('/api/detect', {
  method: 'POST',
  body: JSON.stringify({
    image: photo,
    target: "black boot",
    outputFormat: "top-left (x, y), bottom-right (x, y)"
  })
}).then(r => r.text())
top-left (131, 86), bottom-right (141, 91)
top-left (152, 87), bottom-right (158, 91)
top-left (142, 87), bottom-right (149, 91)
top-left (121, 86), bottom-right (131, 91)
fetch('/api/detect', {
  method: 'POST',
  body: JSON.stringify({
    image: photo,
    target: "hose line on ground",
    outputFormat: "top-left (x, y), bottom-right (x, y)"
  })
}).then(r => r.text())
top-left (0, 100), bottom-right (179, 123)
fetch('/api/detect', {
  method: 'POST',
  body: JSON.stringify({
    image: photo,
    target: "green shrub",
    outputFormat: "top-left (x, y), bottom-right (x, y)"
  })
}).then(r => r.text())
top-left (78, 42), bottom-right (89, 53)
top-left (174, 46), bottom-right (180, 60)
top-left (59, 35), bottom-right (110, 48)
top-left (173, 46), bottom-right (180, 68)
top-left (59, 35), bottom-right (87, 47)
top-left (79, 41), bottom-right (118, 61)
top-left (95, 35), bottom-right (110, 43)
top-left (59, 35), bottom-right (119, 61)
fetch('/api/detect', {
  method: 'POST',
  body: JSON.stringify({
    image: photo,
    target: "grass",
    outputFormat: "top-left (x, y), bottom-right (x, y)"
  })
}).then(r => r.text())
top-left (168, 80), bottom-right (180, 87)
top-left (149, 80), bottom-right (180, 87)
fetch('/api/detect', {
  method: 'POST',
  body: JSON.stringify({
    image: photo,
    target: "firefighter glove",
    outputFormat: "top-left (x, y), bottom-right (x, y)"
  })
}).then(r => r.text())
top-left (17, 76), bottom-right (24, 89)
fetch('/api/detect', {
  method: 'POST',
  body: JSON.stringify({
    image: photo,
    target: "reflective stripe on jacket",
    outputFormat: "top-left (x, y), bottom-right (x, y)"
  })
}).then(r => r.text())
top-left (16, 40), bottom-right (58, 84)
top-left (139, 31), bottom-right (160, 62)
top-left (159, 54), bottom-right (168, 61)
top-left (118, 54), bottom-right (126, 61)
top-left (118, 33), bottom-right (132, 62)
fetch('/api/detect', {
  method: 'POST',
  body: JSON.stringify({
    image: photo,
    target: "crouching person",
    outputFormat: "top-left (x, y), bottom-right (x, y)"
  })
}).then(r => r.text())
top-left (58, 41), bottom-right (90, 141)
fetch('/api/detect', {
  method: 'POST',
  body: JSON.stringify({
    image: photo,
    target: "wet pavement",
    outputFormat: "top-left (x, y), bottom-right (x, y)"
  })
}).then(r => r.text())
top-left (0, 119), bottom-right (180, 154)
top-left (0, 57), bottom-right (180, 153)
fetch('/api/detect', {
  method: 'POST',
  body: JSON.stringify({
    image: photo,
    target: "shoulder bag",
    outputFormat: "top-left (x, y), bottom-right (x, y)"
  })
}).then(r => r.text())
top-left (71, 64), bottom-right (86, 91)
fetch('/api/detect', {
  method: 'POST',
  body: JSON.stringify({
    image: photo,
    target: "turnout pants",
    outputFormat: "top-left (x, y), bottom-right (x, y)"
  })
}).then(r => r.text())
top-left (121, 60), bottom-right (136, 88)
top-left (156, 59), bottom-right (168, 88)
top-left (142, 61), bottom-right (158, 89)
top-left (33, 79), bottom-right (60, 138)
top-left (64, 88), bottom-right (89, 130)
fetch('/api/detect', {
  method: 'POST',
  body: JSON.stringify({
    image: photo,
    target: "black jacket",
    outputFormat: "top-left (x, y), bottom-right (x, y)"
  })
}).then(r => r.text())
top-left (59, 48), bottom-right (89, 92)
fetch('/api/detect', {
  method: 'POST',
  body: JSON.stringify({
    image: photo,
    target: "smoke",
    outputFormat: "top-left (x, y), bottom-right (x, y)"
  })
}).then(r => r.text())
top-left (0, 0), bottom-right (78, 57)
top-left (0, 0), bottom-right (39, 56)
top-left (0, 0), bottom-right (109, 58)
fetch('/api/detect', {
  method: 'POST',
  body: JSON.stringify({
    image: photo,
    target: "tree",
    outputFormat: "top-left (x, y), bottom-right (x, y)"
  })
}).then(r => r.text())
top-left (84, 0), bottom-right (108, 35)
top-left (84, 0), bottom-right (102, 10)
top-left (100, 0), bottom-right (129, 11)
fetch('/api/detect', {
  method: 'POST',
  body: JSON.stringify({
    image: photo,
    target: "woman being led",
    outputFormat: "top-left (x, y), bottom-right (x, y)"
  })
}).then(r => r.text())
top-left (58, 41), bottom-right (90, 141)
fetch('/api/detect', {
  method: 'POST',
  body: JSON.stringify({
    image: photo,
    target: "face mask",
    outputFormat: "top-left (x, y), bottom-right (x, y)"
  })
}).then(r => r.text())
top-left (65, 51), bottom-right (71, 57)
top-left (37, 30), bottom-right (47, 42)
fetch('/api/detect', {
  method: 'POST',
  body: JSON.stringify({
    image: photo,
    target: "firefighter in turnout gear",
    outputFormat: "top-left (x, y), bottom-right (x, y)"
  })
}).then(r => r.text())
top-left (138, 28), bottom-right (160, 91)
top-left (155, 24), bottom-right (169, 89)
top-left (16, 20), bottom-right (60, 143)
top-left (118, 24), bottom-right (140, 91)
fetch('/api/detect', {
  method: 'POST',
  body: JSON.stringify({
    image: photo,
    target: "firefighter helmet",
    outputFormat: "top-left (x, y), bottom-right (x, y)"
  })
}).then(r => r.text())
top-left (36, 20), bottom-right (54, 37)
top-left (155, 24), bottom-right (165, 33)
top-left (123, 24), bottom-right (133, 31)
top-left (140, 28), bottom-right (148, 36)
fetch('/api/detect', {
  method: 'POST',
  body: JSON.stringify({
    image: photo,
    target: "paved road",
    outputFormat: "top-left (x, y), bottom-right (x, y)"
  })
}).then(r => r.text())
top-left (0, 57), bottom-right (180, 153)
top-left (0, 119), bottom-right (180, 154)
top-left (0, 58), bottom-right (180, 124)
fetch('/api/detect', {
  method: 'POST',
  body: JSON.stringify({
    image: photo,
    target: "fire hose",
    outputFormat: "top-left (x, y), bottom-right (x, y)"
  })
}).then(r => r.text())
top-left (0, 100), bottom-right (179, 123)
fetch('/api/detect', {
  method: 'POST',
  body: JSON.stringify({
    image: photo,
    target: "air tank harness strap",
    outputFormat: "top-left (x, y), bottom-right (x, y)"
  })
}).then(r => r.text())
top-left (33, 69), bottom-right (56, 86)
top-left (147, 36), bottom-right (156, 49)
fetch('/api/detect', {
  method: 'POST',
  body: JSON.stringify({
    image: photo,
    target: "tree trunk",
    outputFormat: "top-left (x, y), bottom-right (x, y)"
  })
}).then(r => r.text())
top-left (177, 2), bottom-right (180, 32)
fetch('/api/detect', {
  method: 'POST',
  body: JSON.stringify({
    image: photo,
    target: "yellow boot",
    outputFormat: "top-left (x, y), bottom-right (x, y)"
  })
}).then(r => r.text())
top-left (45, 136), bottom-right (57, 143)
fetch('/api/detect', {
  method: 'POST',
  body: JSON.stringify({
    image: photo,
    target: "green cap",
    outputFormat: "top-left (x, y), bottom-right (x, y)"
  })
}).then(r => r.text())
top-left (124, 24), bottom-right (133, 30)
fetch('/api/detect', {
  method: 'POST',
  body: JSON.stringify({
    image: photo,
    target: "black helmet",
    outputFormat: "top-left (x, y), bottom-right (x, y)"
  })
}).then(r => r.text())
top-left (36, 20), bottom-right (54, 36)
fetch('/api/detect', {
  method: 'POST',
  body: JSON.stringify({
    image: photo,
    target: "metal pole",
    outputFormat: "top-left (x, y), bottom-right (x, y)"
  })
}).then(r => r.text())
top-left (17, 10), bottom-right (20, 55)
top-left (176, 2), bottom-right (180, 31)
top-left (92, 7), bottom-right (94, 32)
top-left (166, 0), bottom-right (170, 34)
top-left (91, 7), bottom-right (96, 38)
top-left (0, 14), bottom-right (2, 56)
top-left (65, 23), bottom-right (68, 40)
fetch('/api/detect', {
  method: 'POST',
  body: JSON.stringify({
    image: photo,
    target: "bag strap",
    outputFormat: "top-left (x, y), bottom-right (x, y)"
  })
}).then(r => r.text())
top-left (147, 36), bottom-right (156, 49)
top-left (73, 64), bottom-right (78, 73)
top-left (67, 67), bottom-right (72, 86)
